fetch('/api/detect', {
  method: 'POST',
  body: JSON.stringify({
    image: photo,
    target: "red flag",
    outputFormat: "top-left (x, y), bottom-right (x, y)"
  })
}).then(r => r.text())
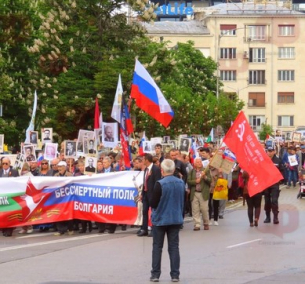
top-left (94, 97), bottom-right (100, 129)
top-left (223, 111), bottom-right (283, 197)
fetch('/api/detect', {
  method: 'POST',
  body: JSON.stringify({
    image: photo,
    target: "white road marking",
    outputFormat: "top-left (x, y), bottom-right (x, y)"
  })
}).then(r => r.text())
top-left (17, 232), bottom-right (55, 239)
top-left (227, 239), bottom-right (261, 249)
top-left (0, 234), bottom-right (106, 252)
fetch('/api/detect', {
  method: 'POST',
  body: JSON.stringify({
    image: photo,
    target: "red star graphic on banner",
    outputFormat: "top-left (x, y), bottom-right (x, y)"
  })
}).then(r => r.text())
top-left (13, 178), bottom-right (50, 221)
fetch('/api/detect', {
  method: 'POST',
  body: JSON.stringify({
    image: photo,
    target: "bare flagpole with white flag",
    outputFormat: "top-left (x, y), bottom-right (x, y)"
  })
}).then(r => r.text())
top-left (25, 90), bottom-right (37, 143)
top-left (111, 74), bottom-right (123, 123)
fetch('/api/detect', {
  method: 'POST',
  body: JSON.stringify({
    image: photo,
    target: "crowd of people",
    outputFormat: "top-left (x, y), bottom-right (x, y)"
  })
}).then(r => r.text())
top-left (2, 137), bottom-right (304, 282)
top-left (1, 138), bottom-right (297, 236)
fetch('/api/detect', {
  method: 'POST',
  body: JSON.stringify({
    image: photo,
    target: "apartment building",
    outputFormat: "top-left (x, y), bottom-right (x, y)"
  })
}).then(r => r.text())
top-left (144, 2), bottom-right (305, 134)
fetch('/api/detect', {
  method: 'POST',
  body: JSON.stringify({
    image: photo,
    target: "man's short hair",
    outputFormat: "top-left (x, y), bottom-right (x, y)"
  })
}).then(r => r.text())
top-left (199, 147), bottom-right (210, 153)
top-left (134, 156), bottom-right (143, 163)
top-left (144, 153), bottom-right (153, 163)
top-left (103, 156), bottom-right (111, 163)
top-left (155, 143), bottom-right (162, 148)
top-left (169, 148), bottom-right (177, 154)
top-left (161, 159), bottom-right (175, 174)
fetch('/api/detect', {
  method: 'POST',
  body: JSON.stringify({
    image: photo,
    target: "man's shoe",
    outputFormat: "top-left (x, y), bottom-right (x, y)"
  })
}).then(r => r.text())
top-left (273, 216), bottom-right (279, 224)
top-left (214, 221), bottom-right (219, 226)
top-left (219, 215), bottom-right (224, 219)
top-left (54, 232), bottom-right (64, 236)
top-left (137, 230), bottom-right (148, 237)
top-left (204, 224), bottom-right (209, 230)
top-left (27, 229), bottom-right (33, 234)
top-left (67, 230), bottom-right (74, 236)
top-left (18, 229), bottom-right (27, 234)
top-left (264, 217), bottom-right (271, 223)
top-left (98, 230), bottom-right (105, 234)
top-left (150, 276), bottom-right (159, 282)
top-left (172, 278), bottom-right (180, 282)
top-left (193, 227), bottom-right (200, 231)
top-left (121, 225), bottom-right (127, 231)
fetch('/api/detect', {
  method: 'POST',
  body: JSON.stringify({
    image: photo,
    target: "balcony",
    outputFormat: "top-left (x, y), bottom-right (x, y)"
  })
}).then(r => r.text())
top-left (243, 36), bottom-right (271, 43)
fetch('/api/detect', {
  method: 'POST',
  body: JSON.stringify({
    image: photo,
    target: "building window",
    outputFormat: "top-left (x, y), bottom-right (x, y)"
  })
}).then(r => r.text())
top-left (248, 92), bottom-right (265, 107)
top-left (278, 115), bottom-right (294, 127)
top-left (220, 70), bottom-right (236, 81)
top-left (249, 48), bottom-right (266, 63)
top-left (278, 47), bottom-right (295, 59)
top-left (278, 92), bottom-right (294, 103)
top-left (278, 70), bottom-right (294, 81)
top-left (248, 70), bottom-right (265, 84)
top-left (247, 25), bottom-right (266, 41)
top-left (220, 24), bottom-right (237, 36)
top-left (220, 48), bottom-right (236, 59)
top-left (249, 115), bottom-right (265, 131)
top-left (279, 25), bottom-right (295, 36)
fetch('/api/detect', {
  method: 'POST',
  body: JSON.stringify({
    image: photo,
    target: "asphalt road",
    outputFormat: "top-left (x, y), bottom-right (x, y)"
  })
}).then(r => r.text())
top-left (0, 185), bottom-right (305, 284)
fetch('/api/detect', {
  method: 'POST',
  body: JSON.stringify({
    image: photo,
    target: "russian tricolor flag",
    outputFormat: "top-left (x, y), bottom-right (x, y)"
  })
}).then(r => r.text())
top-left (131, 60), bottom-right (174, 128)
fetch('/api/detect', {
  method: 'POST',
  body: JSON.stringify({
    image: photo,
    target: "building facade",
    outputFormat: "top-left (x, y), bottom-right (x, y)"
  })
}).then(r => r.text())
top-left (145, 2), bottom-right (305, 135)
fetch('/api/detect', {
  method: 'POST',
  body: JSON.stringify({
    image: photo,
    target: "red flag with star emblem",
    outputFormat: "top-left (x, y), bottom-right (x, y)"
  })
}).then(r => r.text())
top-left (223, 111), bottom-right (283, 197)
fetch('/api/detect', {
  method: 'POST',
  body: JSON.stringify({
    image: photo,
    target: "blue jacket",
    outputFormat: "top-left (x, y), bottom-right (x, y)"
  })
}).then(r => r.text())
top-left (151, 175), bottom-right (185, 226)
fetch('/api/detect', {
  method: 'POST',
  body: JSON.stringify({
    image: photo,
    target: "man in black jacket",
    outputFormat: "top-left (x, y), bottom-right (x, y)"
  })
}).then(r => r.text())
top-left (264, 147), bottom-right (282, 224)
top-left (137, 153), bottom-right (161, 237)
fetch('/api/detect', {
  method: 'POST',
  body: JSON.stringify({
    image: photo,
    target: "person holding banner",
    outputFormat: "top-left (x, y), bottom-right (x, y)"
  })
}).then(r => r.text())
top-left (95, 156), bottom-right (117, 234)
top-left (0, 157), bottom-right (19, 237)
top-left (54, 161), bottom-right (74, 236)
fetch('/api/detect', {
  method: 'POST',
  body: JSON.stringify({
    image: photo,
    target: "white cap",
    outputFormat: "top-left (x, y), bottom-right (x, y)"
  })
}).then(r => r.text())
top-left (57, 161), bottom-right (67, 167)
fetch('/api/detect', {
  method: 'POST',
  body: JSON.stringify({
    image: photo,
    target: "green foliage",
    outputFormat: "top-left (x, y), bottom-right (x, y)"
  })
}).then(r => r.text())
top-left (259, 123), bottom-right (273, 141)
top-left (0, 0), bottom-right (244, 148)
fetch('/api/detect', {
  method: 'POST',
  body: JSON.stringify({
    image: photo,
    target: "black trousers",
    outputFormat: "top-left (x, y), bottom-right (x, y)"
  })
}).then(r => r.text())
top-left (142, 191), bottom-right (150, 232)
top-left (264, 186), bottom-right (280, 214)
top-left (245, 193), bottom-right (262, 223)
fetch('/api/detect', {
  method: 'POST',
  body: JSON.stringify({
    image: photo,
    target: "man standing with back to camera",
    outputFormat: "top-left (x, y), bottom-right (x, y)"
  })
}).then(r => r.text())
top-left (149, 159), bottom-right (185, 283)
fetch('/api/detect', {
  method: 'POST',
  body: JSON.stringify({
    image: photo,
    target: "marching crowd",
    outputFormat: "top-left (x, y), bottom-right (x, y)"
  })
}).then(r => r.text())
top-left (0, 139), bottom-right (304, 238)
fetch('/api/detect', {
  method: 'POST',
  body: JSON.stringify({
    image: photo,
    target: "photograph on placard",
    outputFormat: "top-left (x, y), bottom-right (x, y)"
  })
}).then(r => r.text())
top-left (64, 140), bottom-right (77, 158)
top-left (179, 138), bottom-right (191, 152)
top-left (94, 128), bottom-right (103, 145)
top-left (23, 145), bottom-right (36, 162)
top-left (85, 156), bottom-right (97, 174)
top-left (102, 122), bottom-right (118, 148)
top-left (197, 135), bottom-right (204, 146)
top-left (0, 134), bottom-right (4, 153)
top-left (129, 138), bottom-right (138, 157)
top-left (12, 154), bottom-right (24, 173)
top-left (163, 136), bottom-right (170, 143)
top-left (168, 140), bottom-right (177, 149)
top-left (150, 137), bottom-right (163, 153)
top-left (143, 141), bottom-right (152, 153)
top-left (162, 144), bottom-right (172, 154)
top-left (77, 129), bottom-right (95, 155)
top-left (292, 132), bottom-right (301, 143)
top-left (83, 137), bottom-right (97, 156)
top-left (44, 143), bottom-right (58, 160)
top-left (30, 131), bottom-right (38, 145)
top-left (41, 128), bottom-right (53, 143)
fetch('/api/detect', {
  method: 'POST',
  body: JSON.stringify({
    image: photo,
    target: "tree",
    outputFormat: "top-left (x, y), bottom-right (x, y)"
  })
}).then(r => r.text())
top-left (259, 123), bottom-right (273, 141)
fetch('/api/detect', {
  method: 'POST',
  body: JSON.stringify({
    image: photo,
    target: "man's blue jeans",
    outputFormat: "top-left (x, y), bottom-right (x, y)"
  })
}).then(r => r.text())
top-left (151, 224), bottom-right (181, 279)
